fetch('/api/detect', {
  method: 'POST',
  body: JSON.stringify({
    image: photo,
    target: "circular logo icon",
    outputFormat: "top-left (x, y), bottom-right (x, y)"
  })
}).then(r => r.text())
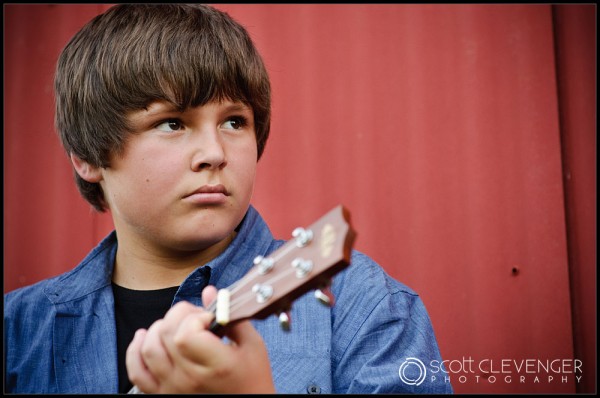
top-left (398, 357), bottom-right (427, 386)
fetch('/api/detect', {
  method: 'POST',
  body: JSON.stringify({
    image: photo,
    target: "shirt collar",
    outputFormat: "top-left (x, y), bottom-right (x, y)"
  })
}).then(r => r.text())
top-left (44, 232), bottom-right (118, 304)
top-left (175, 205), bottom-right (275, 306)
top-left (44, 205), bottom-right (274, 305)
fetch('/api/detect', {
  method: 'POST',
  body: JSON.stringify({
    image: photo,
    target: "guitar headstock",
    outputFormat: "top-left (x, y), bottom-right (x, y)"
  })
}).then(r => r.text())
top-left (208, 205), bottom-right (356, 336)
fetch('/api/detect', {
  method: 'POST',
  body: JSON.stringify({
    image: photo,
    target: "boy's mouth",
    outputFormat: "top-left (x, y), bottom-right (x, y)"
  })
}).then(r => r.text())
top-left (183, 184), bottom-right (230, 205)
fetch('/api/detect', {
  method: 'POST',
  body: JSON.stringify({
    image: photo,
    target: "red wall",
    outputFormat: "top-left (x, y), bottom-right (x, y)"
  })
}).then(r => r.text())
top-left (4, 4), bottom-right (595, 393)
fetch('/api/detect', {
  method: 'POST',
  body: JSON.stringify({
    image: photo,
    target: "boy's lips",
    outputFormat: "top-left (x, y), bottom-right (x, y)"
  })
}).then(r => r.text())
top-left (183, 184), bottom-right (230, 204)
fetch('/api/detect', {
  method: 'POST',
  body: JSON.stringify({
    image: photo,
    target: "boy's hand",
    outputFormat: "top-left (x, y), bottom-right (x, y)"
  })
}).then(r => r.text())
top-left (125, 286), bottom-right (276, 394)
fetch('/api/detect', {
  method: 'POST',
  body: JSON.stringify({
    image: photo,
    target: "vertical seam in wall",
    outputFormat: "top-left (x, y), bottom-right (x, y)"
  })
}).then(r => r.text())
top-left (549, 5), bottom-right (581, 393)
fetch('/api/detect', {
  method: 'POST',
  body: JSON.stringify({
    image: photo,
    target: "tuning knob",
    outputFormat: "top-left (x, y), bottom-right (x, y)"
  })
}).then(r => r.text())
top-left (315, 286), bottom-right (335, 307)
top-left (278, 310), bottom-right (291, 331)
top-left (292, 227), bottom-right (313, 247)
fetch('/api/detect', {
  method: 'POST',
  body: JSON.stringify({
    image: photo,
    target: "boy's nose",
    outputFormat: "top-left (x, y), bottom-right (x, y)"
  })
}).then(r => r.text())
top-left (190, 131), bottom-right (227, 171)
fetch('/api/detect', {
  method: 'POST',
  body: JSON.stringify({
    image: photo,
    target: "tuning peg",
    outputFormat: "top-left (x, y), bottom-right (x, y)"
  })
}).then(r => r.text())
top-left (253, 255), bottom-right (274, 275)
top-left (315, 286), bottom-right (335, 307)
top-left (292, 227), bottom-right (313, 247)
top-left (278, 310), bottom-right (291, 331)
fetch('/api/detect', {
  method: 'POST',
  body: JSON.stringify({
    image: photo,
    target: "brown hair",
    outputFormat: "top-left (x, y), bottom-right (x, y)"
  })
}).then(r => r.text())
top-left (55, 4), bottom-right (271, 212)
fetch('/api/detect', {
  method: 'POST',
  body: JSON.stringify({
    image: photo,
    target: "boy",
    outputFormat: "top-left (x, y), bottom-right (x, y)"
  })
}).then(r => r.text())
top-left (4, 4), bottom-right (452, 394)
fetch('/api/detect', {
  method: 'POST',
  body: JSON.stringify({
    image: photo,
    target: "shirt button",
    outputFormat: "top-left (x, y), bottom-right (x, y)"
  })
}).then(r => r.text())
top-left (307, 384), bottom-right (321, 394)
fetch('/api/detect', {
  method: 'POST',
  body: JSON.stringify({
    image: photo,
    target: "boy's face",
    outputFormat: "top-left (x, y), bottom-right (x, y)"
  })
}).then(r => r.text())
top-left (99, 99), bottom-right (257, 253)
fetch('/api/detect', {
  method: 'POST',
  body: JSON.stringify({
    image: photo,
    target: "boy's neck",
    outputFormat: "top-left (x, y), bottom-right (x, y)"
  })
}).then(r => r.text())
top-left (112, 232), bottom-right (235, 290)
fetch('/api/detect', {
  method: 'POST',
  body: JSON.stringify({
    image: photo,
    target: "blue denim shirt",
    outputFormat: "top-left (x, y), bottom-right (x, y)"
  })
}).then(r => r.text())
top-left (5, 206), bottom-right (453, 394)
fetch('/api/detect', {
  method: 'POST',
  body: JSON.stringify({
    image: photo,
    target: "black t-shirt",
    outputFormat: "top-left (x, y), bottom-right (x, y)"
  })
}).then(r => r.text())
top-left (112, 283), bottom-right (179, 393)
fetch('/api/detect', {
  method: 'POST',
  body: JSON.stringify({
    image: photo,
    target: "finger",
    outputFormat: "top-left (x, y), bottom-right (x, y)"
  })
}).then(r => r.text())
top-left (139, 319), bottom-right (174, 381)
top-left (202, 285), bottom-right (218, 308)
top-left (157, 300), bottom-right (206, 360)
top-left (126, 329), bottom-right (160, 393)
top-left (171, 311), bottom-right (223, 365)
top-left (163, 300), bottom-right (205, 324)
top-left (172, 311), bottom-right (216, 344)
top-left (160, 301), bottom-right (213, 363)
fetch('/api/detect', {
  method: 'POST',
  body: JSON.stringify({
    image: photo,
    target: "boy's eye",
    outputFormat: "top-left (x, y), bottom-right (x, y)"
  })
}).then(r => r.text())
top-left (156, 119), bottom-right (183, 132)
top-left (222, 116), bottom-right (247, 130)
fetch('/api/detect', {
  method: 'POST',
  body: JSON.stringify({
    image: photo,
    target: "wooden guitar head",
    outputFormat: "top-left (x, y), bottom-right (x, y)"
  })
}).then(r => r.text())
top-left (209, 205), bottom-right (356, 335)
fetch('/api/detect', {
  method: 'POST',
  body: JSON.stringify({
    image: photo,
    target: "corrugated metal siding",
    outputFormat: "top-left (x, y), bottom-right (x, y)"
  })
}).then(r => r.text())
top-left (3, 4), bottom-right (594, 393)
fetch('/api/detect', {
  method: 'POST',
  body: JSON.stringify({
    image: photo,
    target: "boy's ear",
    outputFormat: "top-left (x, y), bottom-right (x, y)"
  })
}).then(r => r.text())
top-left (70, 153), bottom-right (103, 183)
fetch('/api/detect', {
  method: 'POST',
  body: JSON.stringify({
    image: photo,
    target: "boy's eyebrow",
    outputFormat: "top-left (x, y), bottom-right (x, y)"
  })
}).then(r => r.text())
top-left (141, 101), bottom-right (179, 117)
top-left (132, 100), bottom-right (252, 121)
top-left (222, 102), bottom-right (253, 113)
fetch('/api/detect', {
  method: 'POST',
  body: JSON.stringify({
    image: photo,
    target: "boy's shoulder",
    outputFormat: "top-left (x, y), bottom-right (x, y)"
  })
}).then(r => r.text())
top-left (4, 273), bottom-right (64, 327)
top-left (343, 249), bottom-right (419, 297)
top-left (5, 231), bottom-right (119, 311)
top-left (5, 273), bottom-right (60, 305)
top-left (327, 248), bottom-right (424, 328)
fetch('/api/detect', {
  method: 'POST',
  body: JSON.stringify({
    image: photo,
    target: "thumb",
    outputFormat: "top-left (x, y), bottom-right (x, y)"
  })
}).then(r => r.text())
top-left (201, 285), bottom-right (218, 308)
